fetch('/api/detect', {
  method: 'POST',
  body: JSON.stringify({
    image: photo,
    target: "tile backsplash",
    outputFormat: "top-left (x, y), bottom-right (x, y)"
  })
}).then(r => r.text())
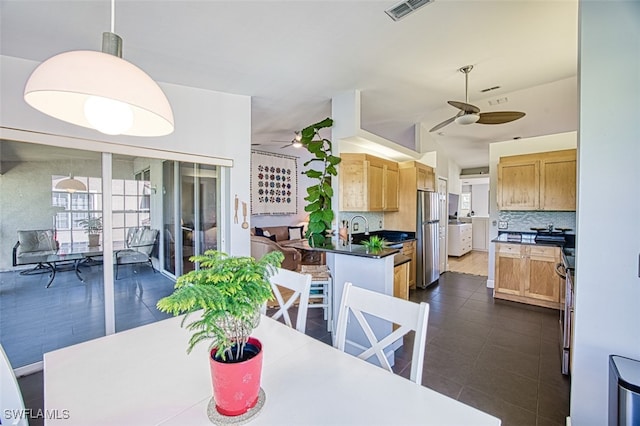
top-left (498, 211), bottom-right (576, 233)
top-left (338, 212), bottom-right (384, 234)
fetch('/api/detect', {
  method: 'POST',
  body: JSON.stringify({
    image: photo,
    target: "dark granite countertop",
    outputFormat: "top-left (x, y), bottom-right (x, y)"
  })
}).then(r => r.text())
top-left (394, 253), bottom-right (411, 267)
top-left (350, 230), bottom-right (416, 244)
top-left (492, 233), bottom-right (563, 247)
top-left (285, 240), bottom-right (399, 259)
top-left (493, 231), bottom-right (577, 274)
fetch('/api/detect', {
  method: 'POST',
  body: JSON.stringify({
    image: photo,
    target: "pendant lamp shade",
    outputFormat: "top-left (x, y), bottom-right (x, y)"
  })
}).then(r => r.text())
top-left (24, 50), bottom-right (174, 137)
top-left (55, 177), bottom-right (87, 193)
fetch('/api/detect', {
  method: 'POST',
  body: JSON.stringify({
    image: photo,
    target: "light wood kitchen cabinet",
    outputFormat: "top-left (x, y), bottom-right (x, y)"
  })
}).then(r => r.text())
top-left (540, 151), bottom-right (577, 210)
top-left (497, 149), bottom-right (576, 211)
top-left (494, 243), bottom-right (562, 309)
top-left (384, 161), bottom-right (436, 231)
top-left (448, 224), bottom-right (472, 257)
top-left (401, 240), bottom-right (416, 289)
top-left (393, 261), bottom-right (409, 300)
top-left (339, 154), bottom-right (398, 212)
top-left (416, 163), bottom-right (435, 191)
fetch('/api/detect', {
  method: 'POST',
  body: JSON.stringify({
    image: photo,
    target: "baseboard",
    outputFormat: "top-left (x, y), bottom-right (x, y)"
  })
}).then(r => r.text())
top-left (14, 361), bottom-right (43, 378)
top-left (486, 279), bottom-right (494, 289)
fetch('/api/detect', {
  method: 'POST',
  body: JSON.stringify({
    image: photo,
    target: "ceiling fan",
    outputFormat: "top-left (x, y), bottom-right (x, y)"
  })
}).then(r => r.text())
top-left (252, 131), bottom-right (303, 149)
top-left (429, 65), bottom-right (526, 133)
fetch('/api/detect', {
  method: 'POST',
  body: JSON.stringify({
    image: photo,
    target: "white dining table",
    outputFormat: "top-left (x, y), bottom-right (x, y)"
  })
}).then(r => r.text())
top-left (44, 314), bottom-right (501, 425)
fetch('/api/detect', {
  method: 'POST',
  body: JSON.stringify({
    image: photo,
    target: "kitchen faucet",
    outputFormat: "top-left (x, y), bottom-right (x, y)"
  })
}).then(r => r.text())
top-left (348, 215), bottom-right (370, 245)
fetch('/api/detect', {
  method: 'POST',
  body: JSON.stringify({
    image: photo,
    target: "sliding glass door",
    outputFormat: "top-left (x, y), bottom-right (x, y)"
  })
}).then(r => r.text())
top-left (0, 139), bottom-right (223, 369)
top-left (162, 162), bottom-right (219, 276)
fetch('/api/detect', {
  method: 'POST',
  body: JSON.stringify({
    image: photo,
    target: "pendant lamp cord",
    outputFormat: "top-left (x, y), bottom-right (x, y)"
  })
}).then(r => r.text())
top-left (110, 0), bottom-right (115, 33)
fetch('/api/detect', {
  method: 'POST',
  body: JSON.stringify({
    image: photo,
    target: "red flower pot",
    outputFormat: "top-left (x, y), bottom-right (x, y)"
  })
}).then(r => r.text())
top-left (209, 337), bottom-right (263, 416)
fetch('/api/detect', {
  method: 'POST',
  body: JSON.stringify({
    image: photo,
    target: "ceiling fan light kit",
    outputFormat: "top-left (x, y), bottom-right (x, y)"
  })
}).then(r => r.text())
top-left (455, 113), bottom-right (480, 125)
top-left (429, 65), bottom-right (526, 132)
top-left (23, 0), bottom-right (174, 137)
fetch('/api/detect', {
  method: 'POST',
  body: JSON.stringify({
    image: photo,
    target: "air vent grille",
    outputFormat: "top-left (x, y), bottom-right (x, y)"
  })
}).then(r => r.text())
top-left (480, 85), bottom-right (501, 93)
top-left (385, 0), bottom-right (434, 21)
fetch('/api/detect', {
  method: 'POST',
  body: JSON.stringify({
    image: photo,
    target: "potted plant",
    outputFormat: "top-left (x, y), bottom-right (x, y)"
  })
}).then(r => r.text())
top-left (156, 250), bottom-right (283, 417)
top-left (361, 235), bottom-right (387, 254)
top-left (299, 117), bottom-right (341, 247)
top-left (77, 216), bottom-right (102, 247)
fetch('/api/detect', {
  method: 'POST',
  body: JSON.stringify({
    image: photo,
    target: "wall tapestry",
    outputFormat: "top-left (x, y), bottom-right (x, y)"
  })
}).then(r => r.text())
top-left (250, 150), bottom-right (297, 215)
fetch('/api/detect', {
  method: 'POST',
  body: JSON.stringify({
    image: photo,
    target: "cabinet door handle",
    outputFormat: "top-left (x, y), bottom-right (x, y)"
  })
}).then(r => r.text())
top-left (555, 262), bottom-right (567, 279)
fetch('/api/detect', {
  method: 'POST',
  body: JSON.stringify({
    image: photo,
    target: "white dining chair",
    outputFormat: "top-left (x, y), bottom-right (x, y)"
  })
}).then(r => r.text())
top-left (267, 267), bottom-right (312, 333)
top-left (0, 344), bottom-right (28, 426)
top-left (334, 282), bottom-right (430, 384)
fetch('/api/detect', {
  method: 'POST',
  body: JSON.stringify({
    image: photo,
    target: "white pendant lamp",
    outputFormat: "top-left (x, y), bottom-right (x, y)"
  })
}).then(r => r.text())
top-left (23, 1), bottom-right (174, 137)
top-left (55, 176), bottom-right (87, 193)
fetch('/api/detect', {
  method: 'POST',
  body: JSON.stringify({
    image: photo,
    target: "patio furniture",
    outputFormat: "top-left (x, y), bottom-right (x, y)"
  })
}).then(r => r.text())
top-left (114, 227), bottom-right (158, 279)
top-left (12, 229), bottom-right (70, 287)
top-left (334, 281), bottom-right (430, 384)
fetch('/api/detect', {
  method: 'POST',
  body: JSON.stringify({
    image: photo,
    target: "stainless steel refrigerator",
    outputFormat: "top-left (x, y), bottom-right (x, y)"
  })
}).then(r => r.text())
top-left (416, 190), bottom-right (440, 288)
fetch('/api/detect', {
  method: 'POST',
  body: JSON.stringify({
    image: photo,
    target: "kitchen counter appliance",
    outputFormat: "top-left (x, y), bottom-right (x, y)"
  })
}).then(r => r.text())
top-left (416, 190), bottom-right (440, 288)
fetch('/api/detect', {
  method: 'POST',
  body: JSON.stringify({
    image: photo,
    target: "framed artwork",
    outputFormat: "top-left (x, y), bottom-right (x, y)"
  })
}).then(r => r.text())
top-left (250, 150), bottom-right (297, 215)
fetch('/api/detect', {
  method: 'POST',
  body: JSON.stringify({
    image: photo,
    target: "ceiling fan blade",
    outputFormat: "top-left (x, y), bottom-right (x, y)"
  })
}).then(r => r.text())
top-left (448, 100), bottom-right (480, 114)
top-left (477, 111), bottom-right (526, 125)
top-left (429, 115), bottom-right (457, 132)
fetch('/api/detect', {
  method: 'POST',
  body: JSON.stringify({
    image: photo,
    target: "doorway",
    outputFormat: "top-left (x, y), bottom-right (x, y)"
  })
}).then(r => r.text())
top-left (437, 177), bottom-right (447, 274)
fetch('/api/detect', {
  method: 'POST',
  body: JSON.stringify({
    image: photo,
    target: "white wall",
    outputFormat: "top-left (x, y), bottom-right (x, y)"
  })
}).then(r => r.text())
top-left (0, 55), bottom-right (252, 256)
top-left (571, 2), bottom-right (640, 424)
top-left (486, 131), bottom-right (577, 285)
top-left (250, 145), bottom-right (314, 230)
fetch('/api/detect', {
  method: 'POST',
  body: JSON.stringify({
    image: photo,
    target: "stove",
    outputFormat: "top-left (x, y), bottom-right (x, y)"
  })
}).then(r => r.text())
top-left (534, 231), bottom-right (566, 243)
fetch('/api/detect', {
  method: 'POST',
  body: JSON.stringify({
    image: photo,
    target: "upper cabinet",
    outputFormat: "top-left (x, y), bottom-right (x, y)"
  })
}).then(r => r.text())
top-left (339, 153), bottom-right (398, 212)
top-left (498, 149), bottom-right (576, 211)
top-left (384, 161), bottom-right (436, 231)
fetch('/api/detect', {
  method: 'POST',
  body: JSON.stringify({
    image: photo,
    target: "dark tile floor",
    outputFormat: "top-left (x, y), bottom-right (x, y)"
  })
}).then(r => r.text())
top-left (402, 272), bottom-right (570, 426)
top-left (1, 264), bottom-right (175, 368)
top-left (16, 271), bottom-right (569, 426)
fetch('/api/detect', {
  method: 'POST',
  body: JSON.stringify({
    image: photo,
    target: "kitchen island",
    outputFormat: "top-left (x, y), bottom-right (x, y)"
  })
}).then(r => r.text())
top-left (285, 240), bottom-right (401, 366)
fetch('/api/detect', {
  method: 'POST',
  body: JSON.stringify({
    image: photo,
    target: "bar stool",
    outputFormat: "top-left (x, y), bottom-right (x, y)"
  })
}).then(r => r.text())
top-left (299, 264), bottom-right (333, 332)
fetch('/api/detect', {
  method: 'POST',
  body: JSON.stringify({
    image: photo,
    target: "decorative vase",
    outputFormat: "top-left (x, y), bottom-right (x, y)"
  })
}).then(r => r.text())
top-left (209, 337), bottom-right (263, 417)
top-left (88, 234), bottom-right (100, 247)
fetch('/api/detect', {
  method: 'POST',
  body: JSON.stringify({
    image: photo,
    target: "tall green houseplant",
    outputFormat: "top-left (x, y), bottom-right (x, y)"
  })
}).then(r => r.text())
top-left (299, 118), bottom-right (341, 247)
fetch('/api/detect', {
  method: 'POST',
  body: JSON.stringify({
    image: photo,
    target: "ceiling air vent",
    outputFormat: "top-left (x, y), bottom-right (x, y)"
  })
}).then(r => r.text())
top-left (385, 0), bottom-right (434, 21)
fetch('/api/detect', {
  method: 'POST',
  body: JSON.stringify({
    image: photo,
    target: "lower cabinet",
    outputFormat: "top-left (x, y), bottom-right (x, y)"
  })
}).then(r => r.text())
top-left (448, 224), bottom-right (472, 257)
top-left (494, 243), bottom-right (562, 309)
top-left (401, 240), bottom-right (416, 289)
top-left (393, 261), bottom-right (409, 300)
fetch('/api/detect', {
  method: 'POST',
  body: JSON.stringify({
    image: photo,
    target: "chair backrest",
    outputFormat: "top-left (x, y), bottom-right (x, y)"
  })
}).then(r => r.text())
top-left (0, 344), bottom-right (27, 426)
top-left (126, 227), bottom-right (158, 255)
top-left (334, 282), bottom-right (430, 384)
top-left (268, 268), bottom-right (312, 333)
top-left (16, 229), bottom-right (58, 254)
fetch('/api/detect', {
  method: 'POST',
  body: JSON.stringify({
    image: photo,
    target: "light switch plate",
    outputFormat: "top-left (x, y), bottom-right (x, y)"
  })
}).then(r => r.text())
top-left (498, 221), bottom-right (508, 229)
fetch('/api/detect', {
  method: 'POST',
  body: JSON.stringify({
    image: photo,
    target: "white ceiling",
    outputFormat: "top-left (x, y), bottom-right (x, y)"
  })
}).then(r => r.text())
top-left (0, 0), bottom-right (579, 169)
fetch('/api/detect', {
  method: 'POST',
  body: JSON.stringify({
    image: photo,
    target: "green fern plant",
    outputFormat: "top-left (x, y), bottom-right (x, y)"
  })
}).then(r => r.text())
top-left (299, 117), bottom-right (341, 247)
top-left (156, 250), bottom-right (283, 361)
top-left (361, 235), bottom-right (386, 253)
